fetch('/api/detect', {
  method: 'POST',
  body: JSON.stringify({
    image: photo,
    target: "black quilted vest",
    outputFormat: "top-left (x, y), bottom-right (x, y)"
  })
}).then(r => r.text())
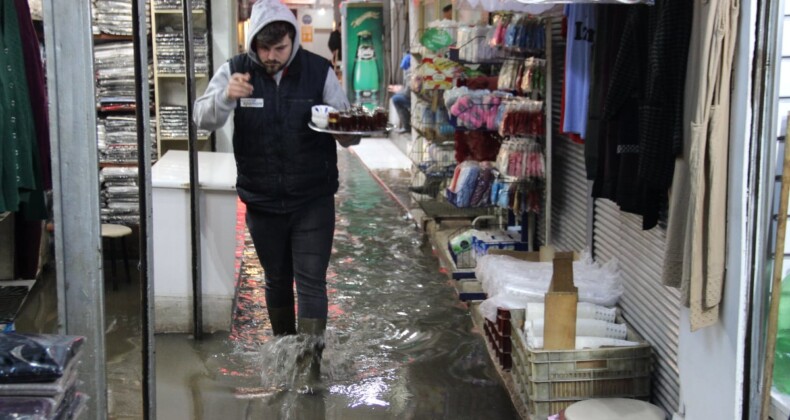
top-left (229, 47), bottom-right (337, 213)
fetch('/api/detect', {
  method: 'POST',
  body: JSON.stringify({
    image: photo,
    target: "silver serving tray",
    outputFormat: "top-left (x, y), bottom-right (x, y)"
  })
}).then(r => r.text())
top-left (308, 122), bottom-right (394, 136)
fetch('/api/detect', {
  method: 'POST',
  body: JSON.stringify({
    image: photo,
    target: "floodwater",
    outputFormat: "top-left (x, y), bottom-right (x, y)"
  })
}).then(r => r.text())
top-left (154, 149), bottom-right (519, 419)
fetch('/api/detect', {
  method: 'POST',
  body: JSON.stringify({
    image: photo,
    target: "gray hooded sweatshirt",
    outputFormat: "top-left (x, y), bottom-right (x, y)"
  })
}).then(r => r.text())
top-left (193, 0), bottom-right (349, 131)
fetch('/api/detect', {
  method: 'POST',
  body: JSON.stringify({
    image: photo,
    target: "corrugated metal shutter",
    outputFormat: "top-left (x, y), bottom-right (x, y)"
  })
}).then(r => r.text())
top-left (551, 138), bottom-right (588, 252)
top-left (547, 18), bottom-right (588, 253)
top-left (594, 199), bottom-right (681, 414)
top-left (545, 13), bottom-right (681, 415)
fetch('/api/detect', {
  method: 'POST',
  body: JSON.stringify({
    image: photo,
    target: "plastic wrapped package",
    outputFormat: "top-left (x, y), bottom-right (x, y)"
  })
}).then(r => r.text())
top-left (526, 336), bottom-right (640, 350)
top-left (476, 252), bottom-right (623, 321)
top-left (443, 86), bottom-right (472, 110)
top-left (51, 388), bottom-right (87, 420)
top-left (1, 387), bottom-right (89, 420)
top-left (105, 186), bottom-right (139, 197)
top-left (97, 115), bottom-right (157, 164)
top-left (92, 0), bottom-right (151, 36)
top-left (0, 363), bottom-right (78, 398)
top-left (159, 106), bottom-right (211, 139)
top-left (94, 42), bottom-right (155, 110)
top-left (0, 396), bottom-right (56, 419)
top-left (101, 165), bottom-right (143, 225)
top-left (0, 334), bottom-right (84, 383)
top-left (525, 318), bottom-right (627, 340)
top-left (101, 167), bottom-right (139, 180)
top-left (155, 28), bottom-right (209, 74)
top-left (525, 302), bottom-right (617, 323)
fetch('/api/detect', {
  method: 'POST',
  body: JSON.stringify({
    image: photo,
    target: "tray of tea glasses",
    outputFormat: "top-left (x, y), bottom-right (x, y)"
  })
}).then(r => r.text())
top-left (308, 122), bottom-right (395, 136)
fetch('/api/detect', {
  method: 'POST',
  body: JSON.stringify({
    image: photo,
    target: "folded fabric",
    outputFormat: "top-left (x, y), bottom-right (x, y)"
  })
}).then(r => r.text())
top-left (0, 334), bottom-right (84, 383)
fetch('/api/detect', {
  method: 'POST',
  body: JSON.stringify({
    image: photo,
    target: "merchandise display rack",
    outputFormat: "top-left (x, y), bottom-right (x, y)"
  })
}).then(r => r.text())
top-left (407, 14), bottom-right (552, 249)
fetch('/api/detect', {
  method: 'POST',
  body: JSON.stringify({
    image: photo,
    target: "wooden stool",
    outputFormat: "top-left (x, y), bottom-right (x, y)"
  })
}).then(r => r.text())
top-left (101, 224), bottom-right (133, 291)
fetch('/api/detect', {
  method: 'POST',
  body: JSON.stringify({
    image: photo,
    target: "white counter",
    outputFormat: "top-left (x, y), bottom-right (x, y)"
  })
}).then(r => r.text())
top-left (152, 151), bottom-right (238, 333)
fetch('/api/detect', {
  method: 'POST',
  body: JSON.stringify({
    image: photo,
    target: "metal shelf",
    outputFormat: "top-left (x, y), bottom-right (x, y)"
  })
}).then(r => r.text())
top-left (151, 1), bottom-right (213, 158)
top-left (156, 73), bottom-right (208, 78)
top-left (152, 9), bottom-right (205, 14)
top-left (159, 136), bottom-right (210, 141)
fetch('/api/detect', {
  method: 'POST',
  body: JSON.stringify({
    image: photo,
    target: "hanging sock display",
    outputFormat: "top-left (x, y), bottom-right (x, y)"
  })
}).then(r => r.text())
top-left (446, 160), bottom-right (496, 208)
top-left (457, 24), bottom-right (505, 63)
top-left (497, 98), bottom-right (545, 137)
top-left (454, 130), bottom-right (502, 163)
top-left (491, 137), bottom-right (545, 213)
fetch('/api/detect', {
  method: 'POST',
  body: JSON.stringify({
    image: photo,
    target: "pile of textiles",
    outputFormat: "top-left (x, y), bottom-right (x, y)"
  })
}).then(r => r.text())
top-left (158, 105), bottom-right (211, 139)
top-left (100, 167), bottom-right (140, 226)
top-left (155, 26), bottom-right (209, 75)
top-left (92, 0), bottom-right (150, 36)
top-left (0, 334), bottom-right (87, 419)
top-left (97, 115), bottom-right (157, 164)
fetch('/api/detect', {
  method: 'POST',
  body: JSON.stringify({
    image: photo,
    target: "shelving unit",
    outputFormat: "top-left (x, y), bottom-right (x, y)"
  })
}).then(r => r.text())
top-left (90, 2), bottom-right (154, 228)
top-left (93, 32), bottom-right (155, 165)
top-left (150, 0), bottom-right (213, 157)
top-left (407, 15), bottom-right (551, 248)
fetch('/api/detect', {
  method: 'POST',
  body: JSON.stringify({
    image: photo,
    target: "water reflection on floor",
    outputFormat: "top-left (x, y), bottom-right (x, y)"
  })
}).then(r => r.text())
top-left (146, 148), bottom-right (517, 419)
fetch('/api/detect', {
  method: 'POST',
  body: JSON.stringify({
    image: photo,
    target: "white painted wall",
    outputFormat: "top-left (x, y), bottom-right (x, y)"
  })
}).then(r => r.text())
top-left (210, 0), bottom-right (237, 153)
top-left (779, 0), bottom-right (790, 283)
top-left (295, 7), bottom-right (335, 62)
top-left (674, 2), bottom-right (756, 419)
top-left (778, 1), bottom-right (790, 141)
top-left (771, 2), bottom-right (790, 419)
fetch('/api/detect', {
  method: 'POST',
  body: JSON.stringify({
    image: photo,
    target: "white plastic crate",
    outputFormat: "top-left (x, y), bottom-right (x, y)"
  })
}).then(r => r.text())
top-left (509, 309), bottom-right (652, 419)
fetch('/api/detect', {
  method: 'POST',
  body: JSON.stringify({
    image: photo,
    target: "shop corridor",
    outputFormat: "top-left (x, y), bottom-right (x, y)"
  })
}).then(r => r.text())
top-left (147, 146), bottom-right (519, 419)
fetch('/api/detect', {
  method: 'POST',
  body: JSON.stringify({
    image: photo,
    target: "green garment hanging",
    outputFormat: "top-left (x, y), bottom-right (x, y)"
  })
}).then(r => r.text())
top-left (0, 0), bottom-right (45, 219)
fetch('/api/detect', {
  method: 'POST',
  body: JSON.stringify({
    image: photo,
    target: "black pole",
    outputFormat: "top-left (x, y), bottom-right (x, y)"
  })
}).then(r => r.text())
top-left (182, 0), bottom-right (203, 339)
top-left (131, 0), bottom-right (156, 416)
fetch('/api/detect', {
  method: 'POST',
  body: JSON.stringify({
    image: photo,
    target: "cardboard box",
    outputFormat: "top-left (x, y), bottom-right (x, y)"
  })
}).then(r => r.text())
top-left (544, 255), bottom-right (578, 350)
top-left (472, 231), bottom-right (529, 261)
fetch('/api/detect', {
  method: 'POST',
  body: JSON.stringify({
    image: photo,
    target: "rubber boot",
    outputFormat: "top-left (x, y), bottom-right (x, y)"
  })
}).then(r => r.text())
top-left (267, 306), bottom-right (296, 336)
top-left (295, 318), bottom-right (326, 394)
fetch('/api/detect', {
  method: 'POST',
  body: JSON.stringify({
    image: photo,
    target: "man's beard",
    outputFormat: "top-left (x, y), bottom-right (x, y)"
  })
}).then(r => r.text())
top-left (263, 60), bottom-right (285, 74)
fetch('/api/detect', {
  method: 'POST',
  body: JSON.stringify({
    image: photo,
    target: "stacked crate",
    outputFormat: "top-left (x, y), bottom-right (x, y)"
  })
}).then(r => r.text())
top-left (508, 308), bottom-right (652, 419)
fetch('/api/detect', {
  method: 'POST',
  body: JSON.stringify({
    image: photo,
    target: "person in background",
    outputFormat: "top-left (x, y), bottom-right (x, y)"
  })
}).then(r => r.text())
top-left (389, 51), bottom-right (412, 133)
top-left (193, 0), bottom-right (359, 394)
top-left (328, 21), bottom-right (342, 70)
top-left (442, 4), bottom-right (453, 20)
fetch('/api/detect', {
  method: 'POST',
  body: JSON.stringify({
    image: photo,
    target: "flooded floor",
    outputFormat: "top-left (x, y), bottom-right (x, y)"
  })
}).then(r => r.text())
top-left (18, 145), bottom-right (519, 419)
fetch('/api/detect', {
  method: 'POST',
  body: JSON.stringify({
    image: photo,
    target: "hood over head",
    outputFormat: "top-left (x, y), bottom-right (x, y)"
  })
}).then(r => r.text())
top-left (246, 0), bottom-right (300, 68)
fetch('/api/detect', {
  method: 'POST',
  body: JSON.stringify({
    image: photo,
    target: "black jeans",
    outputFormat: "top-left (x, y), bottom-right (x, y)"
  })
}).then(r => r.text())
top-left (245, 194), bottom-right (335, 319)
top-left (391, 93), bottom-right (411, 129)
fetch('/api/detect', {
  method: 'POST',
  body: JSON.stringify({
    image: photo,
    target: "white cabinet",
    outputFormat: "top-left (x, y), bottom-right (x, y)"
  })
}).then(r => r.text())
top-left (151, 150), bottom-right (237, 333)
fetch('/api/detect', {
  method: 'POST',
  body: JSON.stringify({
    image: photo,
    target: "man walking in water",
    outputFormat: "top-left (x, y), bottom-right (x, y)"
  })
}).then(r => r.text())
top-left (194, 0), bottom-right (358, 393)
